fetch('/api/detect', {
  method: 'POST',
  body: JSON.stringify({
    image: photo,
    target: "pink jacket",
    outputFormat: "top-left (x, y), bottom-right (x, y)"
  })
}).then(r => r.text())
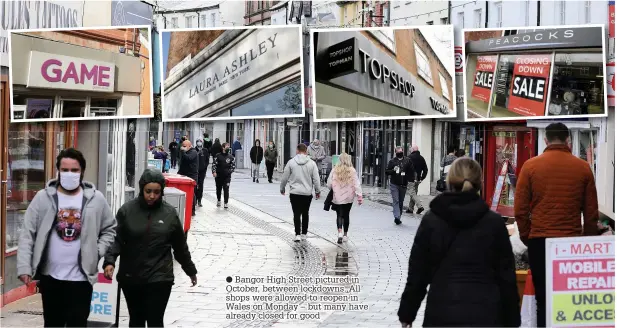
top-left (327, 168), bottom-right (363, 205)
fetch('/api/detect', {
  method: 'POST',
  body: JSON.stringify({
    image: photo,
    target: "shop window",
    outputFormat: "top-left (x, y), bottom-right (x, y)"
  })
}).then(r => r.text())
top-left (547, 53), bottom-right (605, 116)
top-left (439, 73), bottom-right (450, 100)
top-left (414, 42), bottom-right (433, 85)
top-left (440, 17), bottom-right (448, 24)
top-left (90, 98), bottom-right (119, 117)
top-left (369, 30), bottom-right (396, 53)
top-left (61, 99), bottom-right (86, 118)
top-left (466, 54), bottom-right (497, 117)
top-left (6, 123), bottom-right (47, 252)
top-left (226, 123), bottom-right (234, 145)
top-left (231, 80), bottom-right (302, 117)
top-left (577, 129), bottom-right (598, 178)
top-left (13, 95), bottom-right (55, 119)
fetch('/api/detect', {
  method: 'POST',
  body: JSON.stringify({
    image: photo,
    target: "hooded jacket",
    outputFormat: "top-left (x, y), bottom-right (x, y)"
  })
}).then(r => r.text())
top-left (308, 143), bottom-right (326, 162)
top-left (265, 145), bottom-right (278, 164)
top-left (280, 154), bottom-right (321, 196)
top-left (103, 169), bottom-right (197, 285)
top-left (178, 147), bottom-right (199, 181)
top-left (408, 151), bottom-right (428, 181)
top-left (232, 140), bottom-right (242, 157)
top-left (17, 180), bottom-right (116, 286)
top-left (250, 140), bottom-right (264, 164)
top-left (210, 141), bottom-right (223, 158)
top-left (196, 144), bottom-right (210, 172)
top-left (212, 152), bottom-right (236, 180)
top-left (398, 192), bottom-right (520, 327)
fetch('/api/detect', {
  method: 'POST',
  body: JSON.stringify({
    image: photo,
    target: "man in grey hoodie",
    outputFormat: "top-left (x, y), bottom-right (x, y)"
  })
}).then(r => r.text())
top-left (17, 148), bottom-right (116, 327)
top-left (280, 143), bottom-right (321, 242)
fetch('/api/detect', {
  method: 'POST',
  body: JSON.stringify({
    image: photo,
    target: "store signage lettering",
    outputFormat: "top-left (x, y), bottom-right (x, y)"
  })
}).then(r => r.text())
top-left (470, 55), bottom-right (497, 103)
top-left (488, 30), bottom-right (574, 47)
top-left (320, 37), bottom-right (358, 80)
top-left (188, 33), bottom-right (278, 99)
top-left (359, 48), bottom-right (416, 98)
top-left (27, 51), bottom-right (115, 92)
top-left (546, 236), bottom-right (615, 328)
top-left (507, 54), bottom-right (551, 117)
top-left (429, 96), bottom-right (449, 114)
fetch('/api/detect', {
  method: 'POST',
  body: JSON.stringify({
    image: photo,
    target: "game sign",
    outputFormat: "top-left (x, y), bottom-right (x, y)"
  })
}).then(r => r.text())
top-left (507, 54), bottom-right (552, 116)
top-left (471, 55), bottom-right (497, 103)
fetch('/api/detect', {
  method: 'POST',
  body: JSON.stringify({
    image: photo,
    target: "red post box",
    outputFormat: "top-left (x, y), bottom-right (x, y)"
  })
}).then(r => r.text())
top-left (163, 173), bottom-right (196, 232)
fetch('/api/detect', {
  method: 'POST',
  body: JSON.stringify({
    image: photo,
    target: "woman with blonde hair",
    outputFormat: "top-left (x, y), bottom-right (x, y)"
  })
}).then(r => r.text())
top-left (398, 157), bottom-right (520, 327)
top-left (327, 153), bottom-right (363, 244)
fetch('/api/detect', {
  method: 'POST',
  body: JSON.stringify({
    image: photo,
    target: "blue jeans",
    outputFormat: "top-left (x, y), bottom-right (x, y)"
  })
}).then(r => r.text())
top-left (390, 184), bottom-right (407, 219)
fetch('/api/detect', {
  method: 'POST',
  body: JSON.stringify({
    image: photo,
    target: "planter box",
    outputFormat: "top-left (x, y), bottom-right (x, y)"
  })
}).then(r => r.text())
top-left (516, 270), bottom-right (529, 309)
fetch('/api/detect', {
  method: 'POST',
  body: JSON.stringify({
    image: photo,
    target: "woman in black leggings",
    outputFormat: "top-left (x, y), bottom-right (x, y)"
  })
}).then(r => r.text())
top-left (326, 153), bottom-right (363, 244)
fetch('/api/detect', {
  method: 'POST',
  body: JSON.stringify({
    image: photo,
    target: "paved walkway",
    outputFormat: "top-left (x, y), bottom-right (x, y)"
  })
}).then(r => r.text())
top-left (1, 167), bottom-right (436, 328)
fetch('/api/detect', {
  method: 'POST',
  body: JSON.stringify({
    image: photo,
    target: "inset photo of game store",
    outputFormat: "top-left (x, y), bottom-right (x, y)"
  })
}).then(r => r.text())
top-left (463, 25), bottom-right (607, 120)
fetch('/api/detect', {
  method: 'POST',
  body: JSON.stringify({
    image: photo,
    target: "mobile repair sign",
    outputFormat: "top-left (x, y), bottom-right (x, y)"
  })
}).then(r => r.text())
top-left (546, 235), bottom-right (614, 328)
top-left (471, 55), bottom-right (497, 103)
top-left (507, 54), bottom-right (552, 116)
top-left (89, 257), bottom-right (120, 324)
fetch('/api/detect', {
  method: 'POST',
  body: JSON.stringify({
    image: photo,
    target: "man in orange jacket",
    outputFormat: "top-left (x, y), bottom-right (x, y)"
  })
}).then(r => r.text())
top-left (514, 122), bottom-right (599, 328)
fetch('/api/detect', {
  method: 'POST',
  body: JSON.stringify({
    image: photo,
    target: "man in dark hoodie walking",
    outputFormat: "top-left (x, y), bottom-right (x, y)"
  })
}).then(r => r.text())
top-left (406, 144), bottom-right (427, 215)
top-left (210, 138), bottom-right (223, 164)
top-left (168, 139), bottom-right (179, 169)
top-left (386, 146), bottom-right (416, 225)
top-left (178, 140), bottom-right (199, 216)
top-left (250, 139), bottom-right (264, 183)
top-left (195, 139), bottom-right (210, 207)
top-left (212, 143), bottom-right (236, 208)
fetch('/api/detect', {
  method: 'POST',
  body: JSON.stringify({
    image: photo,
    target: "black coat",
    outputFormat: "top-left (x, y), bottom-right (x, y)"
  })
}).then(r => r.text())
top-left (250, 146), bottom-right (264, 164)
top-left (212, 153), bottom-right (236, 181)
top-left (103, 169), bottom-right (197, 285)
top-left (385, 157), bottom-right (416, 186)
top-left (178, 148), bottom-right (199, 181)
top-left (210, 143), bottom-right (223, 158)
top-left (168, 141), bottom-right (179, 158)
top-left (196, 146), bottom-right (209, 172)
top-left (408, 151), bottom-right (428, 181)
top-left (398, 192), bottom-right (520, 327)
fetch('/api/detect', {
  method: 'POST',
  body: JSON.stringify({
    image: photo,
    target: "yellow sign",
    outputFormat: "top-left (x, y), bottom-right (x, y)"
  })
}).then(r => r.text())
top-left (552, 292), bottom-right (615, 325)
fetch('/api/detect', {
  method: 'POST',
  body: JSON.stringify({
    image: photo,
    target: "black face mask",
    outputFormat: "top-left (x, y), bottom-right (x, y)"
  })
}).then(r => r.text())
top-left (396, 152), bottom-right (404, 158)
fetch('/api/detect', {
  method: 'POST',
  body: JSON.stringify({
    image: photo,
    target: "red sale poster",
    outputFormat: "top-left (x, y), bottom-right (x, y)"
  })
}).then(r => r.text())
top-left (470, 55), bottom-right (497, 103)
top-left (507, 54), bottom-right (552, 116)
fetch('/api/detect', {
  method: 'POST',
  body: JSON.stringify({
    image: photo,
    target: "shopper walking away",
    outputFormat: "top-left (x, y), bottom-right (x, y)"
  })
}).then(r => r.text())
top-left (195, 139), bottom-right (210, 207)
top-left (169, 139), bottom-right (179, 169)
top-left (280, 143), bottom-right (321, 242)
top-left (203, 133), bottom-right (213, 150)
top-left (153, 146), bottom-right (169, 173)
top-left (17, 148), bottom-right (116, 328)
top-left (514, 123), bottom-right (598, 328)
top-left (178, 140), bottom-right (199, 216)
top-left (441, 146), bottom-right (457, 175)
top-left (250, 139), bottom-right (264, 183)
top-left (398, 157), bottom-right (520, 328)
top-left (103, 169), bottom-right (197, 328)
top-left (232, 136), bottom-right (242, 157)
top-left (456, 149), bottom-right (466, 158)
top-left (386, 147), bottom-right (415, 225)
top-left (326, 153), bottom-right (363, 244)
top-left (265, 141), bottom-right (278, 183)
top-left (308, 139), bottom-right (326, 171)
top-left (406, 144), bottom-right (427, 215)
top-left (210, 138), bottom-right (223, 163)
top-left (212, 143), bottom-right (236, 208)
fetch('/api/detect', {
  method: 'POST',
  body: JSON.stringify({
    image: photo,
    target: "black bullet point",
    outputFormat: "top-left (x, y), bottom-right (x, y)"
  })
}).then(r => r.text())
top-left (226, 276), bottom-right (232, 283)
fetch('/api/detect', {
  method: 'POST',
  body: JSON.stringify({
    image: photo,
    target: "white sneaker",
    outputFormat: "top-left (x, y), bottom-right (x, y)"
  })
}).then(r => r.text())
top-left (294, 235), bottom-right (301, 242)
top-left (337, 232), bottom-right (343, 244)
top-left (224, 203), bottom-right (229, 209)
top-left (301, 234), bottom-right (307, 241)
top-left (342, 235), bottom-right (348, 242)
top-left (216, 201), bottom-right (221, 207)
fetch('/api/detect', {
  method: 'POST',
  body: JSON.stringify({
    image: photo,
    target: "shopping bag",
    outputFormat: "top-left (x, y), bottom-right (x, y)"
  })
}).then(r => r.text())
top-left (520, 270), bottom-right (537, 328)
top-left (164, 159), bottom-right (170, 171)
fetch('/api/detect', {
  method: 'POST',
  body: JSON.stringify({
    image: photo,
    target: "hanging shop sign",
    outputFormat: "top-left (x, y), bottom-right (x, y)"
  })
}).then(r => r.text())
top-left (164, 26), bottom-right (301, 118)
top-left (27, 51), bottom-right (115, 92)
top-left (507, 54), bottom-right (552, 116)
top-left (545, 235), bottom-right (614, 328)
top-left (0, 1), bottom-right (84, 66)
top-left (321, 37), bottom-right (358, 80)
top-left (609, 2), bottom-right (615, 39)
top-left (455, 46), bottom-right (463, 75)
top-left (471, 55), bottom-right (497, 103)
top-left (314, 30), bottom-right (453, 116)
top-left (465, 27), bottom-right (604, 54)
top-left (607, 62), bottom-right (615, 107)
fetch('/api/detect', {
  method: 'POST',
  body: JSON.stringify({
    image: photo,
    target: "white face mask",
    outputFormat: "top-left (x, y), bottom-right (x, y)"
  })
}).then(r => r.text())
top-left (197, 142), bottom-right (203, 147)
top-left (60, 171), bottom-right (81, 191)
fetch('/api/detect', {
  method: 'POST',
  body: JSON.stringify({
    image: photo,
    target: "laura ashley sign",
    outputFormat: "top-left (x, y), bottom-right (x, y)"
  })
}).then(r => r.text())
top-left (27, 51), bottom-right (115, 92)
top-left (0, 1), bottom-right (83, 67)
top-left (164, 26), bottom-right (301, 118)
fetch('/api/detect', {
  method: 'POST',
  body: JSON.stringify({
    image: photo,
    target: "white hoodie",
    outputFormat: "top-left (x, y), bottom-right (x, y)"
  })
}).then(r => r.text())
top-left (280, 154), bottom-right (321, 196)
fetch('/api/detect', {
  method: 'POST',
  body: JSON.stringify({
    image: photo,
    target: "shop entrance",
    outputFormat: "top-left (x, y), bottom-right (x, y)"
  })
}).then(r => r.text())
top-left (484, 125), bottom-right (537, 218)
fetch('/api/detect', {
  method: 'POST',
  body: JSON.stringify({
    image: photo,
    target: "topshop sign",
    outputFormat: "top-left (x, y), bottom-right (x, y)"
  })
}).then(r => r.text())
top-left (315, 31), bottom-right (453, 116)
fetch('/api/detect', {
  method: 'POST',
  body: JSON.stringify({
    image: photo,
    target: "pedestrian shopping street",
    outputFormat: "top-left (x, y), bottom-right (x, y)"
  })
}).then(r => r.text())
top-left (0, 168), bottom-right (434, 328)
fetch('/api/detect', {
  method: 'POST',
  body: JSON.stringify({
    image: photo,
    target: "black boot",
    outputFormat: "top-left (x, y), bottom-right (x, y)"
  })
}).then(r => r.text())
top-left (198, 200), bottom-right (203, 207)
top-left (253, 177), bottom-right (255, 182)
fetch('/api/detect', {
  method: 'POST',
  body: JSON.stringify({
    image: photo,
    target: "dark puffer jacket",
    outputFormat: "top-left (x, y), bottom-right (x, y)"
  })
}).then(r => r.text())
top-left (103, 169), bottom-right (197, 285)
top-left (398, 191), bottom-right (520, 327)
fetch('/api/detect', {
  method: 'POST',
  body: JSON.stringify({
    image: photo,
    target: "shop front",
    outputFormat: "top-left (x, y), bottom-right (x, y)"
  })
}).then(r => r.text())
top-left (10, 32), bottom-right (144, 120)
top-left (465, 26), bottom-right (606, 119)
top-left (313, 29), bottom-right (454, 120)
top-left (163, 26), bottom-right (303, 119)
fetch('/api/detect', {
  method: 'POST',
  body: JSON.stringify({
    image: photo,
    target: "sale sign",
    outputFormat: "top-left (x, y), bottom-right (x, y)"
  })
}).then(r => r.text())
top-left (470, 55), bottom-right (497, 103)
top-left (546, 236), bottom-right (615, 328)
top-left (507, 54), bottom-right (552, 116)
